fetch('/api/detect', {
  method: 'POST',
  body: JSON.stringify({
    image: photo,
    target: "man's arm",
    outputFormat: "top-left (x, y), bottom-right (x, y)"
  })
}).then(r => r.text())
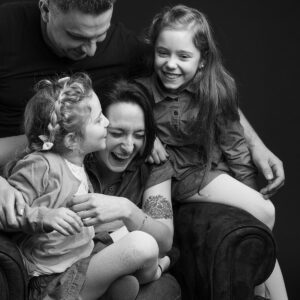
top-left (0, 176), bottom-right (26, 230)
top-left (239, 109), bottom-right (285, 198)
top-left (0, 135), bottom-right (27, 168)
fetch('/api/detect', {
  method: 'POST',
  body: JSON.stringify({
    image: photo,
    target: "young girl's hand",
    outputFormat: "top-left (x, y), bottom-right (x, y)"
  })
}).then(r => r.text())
top-left (42, 207), bottom-right (83, 236)
top-left (146, 137), bottom-right (169, 164)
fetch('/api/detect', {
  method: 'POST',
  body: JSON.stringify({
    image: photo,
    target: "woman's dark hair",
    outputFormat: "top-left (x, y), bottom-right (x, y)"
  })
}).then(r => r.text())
top-left (102, 79), bottom-right (156, 160)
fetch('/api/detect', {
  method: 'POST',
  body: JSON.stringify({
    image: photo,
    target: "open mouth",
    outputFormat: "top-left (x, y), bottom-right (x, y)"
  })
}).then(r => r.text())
top-left (111, 152), bottom-right (131, 163)
top-left (162, 71), bottom-right (181, 80)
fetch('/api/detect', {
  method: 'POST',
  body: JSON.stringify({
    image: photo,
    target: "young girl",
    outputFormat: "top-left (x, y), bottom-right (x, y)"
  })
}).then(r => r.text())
top-left (5, 73), bottom-right (167, 300)
top-left (136, 5), bottom-right (288, 300)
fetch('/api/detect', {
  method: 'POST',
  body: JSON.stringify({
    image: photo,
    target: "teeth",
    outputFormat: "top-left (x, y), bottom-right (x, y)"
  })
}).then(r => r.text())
top-left (163, 72), bottom-right (180, 79)
top-left (113, 152), bottom-right (130, 160)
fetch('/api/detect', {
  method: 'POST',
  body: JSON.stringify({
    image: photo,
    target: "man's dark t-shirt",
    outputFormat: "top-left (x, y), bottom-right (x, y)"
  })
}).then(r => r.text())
top-left (0, 2), bottom-right (147, 137)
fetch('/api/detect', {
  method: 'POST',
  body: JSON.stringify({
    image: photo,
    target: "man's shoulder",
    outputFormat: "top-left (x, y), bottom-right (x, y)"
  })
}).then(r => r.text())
top-left (110, 22), bottom-right (136, 37)
top-left (106, 22), bottom-right (140, 49)
top-left (135, 76), bottom-right (153, 86)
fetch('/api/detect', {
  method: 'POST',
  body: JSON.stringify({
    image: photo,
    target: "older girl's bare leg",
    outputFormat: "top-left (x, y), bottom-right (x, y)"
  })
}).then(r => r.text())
top-left (186, 174), bottom-right (275, 229)
top-left (186, 174), bottom-right (287, 300)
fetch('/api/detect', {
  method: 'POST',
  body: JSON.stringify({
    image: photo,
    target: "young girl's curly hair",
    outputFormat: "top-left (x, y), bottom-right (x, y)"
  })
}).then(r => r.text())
top-left (4, 72), bottom-right (93, 177)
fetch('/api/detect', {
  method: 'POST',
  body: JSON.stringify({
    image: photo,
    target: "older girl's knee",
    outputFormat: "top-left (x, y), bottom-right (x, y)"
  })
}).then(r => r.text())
top-left (263, 200), bottom-right (275, 229)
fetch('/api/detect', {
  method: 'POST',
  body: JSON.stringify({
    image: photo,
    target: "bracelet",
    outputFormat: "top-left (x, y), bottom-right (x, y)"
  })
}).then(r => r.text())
top-left (138, 214), bottom-right (148, 230)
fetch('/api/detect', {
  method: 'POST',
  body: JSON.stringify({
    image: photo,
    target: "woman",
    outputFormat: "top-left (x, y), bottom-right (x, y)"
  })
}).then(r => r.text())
top-left (0, 79), bottom-right (179, 300)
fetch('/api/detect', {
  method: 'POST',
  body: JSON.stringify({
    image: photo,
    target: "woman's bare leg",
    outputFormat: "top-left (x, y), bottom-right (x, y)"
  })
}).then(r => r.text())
top-left (265, 261), bottom-right (288, 299)
top-left (104, 275), bottom-right (139, 300)
top-left (80, 231), bottom-right (160, 300)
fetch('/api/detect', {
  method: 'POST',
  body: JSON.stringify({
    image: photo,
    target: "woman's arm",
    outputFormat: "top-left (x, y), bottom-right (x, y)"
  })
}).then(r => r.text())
top-left (239, 109), bottom-right (285, 198)
top-left (70, 179), bottom-right (174, 255)
top-left (126, 179), bottom-right (174, 255)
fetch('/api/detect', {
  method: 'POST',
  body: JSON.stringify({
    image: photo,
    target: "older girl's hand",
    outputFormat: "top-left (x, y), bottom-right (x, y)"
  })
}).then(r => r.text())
top-left (69, 194), bottom-right (130, 226)
top-left (146, 137), bottom-right (169, 164)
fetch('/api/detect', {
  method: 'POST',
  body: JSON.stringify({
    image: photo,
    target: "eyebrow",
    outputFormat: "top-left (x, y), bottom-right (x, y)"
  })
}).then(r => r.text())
top-left (178, 50), bottom-right (193, 55)
top-left (66, 30), bottom-right (107, 41)
top-left (108, 126), bottom-right (145, 132)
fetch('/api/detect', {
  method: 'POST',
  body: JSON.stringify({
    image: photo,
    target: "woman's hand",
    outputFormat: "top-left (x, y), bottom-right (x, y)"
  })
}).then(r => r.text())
top-left (146, 137), bottom-right (169, 164)
top-left (0, 176), bottom-right (26, 230)
top-left (250, 144), bottom-right (285, 199)
top-left (69, 194), bottom-right (131, 226)
top-left (42, 207), bottom-right (83, 236)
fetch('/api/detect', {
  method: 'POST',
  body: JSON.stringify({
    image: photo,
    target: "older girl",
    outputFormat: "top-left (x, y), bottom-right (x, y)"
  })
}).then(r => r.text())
top-left (137, 5), bottom-right (288, 300)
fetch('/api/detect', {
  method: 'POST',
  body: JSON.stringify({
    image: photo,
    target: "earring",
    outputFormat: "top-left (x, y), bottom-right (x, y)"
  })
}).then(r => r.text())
top-left (199, 63), bottom-right (205, 70)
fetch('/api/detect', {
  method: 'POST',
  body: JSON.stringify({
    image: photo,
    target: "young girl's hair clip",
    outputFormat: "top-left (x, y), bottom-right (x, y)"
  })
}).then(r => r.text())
top-left (39, 135), bottom-right (54, 151)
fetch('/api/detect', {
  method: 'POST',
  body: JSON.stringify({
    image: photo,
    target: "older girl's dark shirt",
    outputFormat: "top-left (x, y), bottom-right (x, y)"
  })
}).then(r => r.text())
top-left (136, 75), bottom-right (257, 187)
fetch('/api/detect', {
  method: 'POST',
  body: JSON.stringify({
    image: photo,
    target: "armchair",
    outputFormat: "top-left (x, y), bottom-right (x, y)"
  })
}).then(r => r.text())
top-left (172, 202), bottom-right (276, 300)
top-left (0, 203), bottom-right (276, 300)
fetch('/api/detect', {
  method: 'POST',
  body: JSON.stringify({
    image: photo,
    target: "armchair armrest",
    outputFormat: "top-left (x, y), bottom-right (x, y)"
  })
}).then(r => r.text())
top-left (172, 202), bottom-right (276, 300)
top-left (0, 231), bottom-right (28, 300)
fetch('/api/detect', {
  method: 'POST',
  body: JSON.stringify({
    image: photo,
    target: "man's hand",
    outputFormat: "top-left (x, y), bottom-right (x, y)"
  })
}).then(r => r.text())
top-left (42, 207), bottom-right (83, 236)
top-left (0, 176), bottom-right (26, 230)
top-left (250, 144), bottom-right (285, 199)
top-left (146, 137), bottom-right (169, 164)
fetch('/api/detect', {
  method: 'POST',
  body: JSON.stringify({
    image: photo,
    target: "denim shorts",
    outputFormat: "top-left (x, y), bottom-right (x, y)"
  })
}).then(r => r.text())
top-left (29, 232), bottom-right (113, 300)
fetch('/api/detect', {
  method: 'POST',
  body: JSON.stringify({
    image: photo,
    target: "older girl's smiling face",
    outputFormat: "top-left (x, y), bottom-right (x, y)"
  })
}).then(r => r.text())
top-left (97, 102), bottom-right (146, 173)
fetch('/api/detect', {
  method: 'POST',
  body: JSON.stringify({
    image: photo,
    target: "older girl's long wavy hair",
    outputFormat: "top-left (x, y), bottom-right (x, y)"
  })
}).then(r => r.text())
top-left (146, 4), bottom-right (240, 174)
top-left (5, 72), bottom-right (93, 177)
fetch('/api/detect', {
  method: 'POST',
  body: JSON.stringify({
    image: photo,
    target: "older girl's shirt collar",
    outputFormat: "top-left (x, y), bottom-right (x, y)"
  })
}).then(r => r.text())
top-left (150, 72), bottom-right (200, 103)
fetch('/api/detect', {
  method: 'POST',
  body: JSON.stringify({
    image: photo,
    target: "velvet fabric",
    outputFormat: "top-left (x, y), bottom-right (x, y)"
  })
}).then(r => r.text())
top-left (172, 202), bottom-right (276, 300)
top-left (0, 232), bottom-right (28, 300)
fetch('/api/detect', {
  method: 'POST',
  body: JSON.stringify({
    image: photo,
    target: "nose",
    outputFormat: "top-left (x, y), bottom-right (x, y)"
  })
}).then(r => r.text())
top-left (103, 115), bottom-right (109, 128)
top-left (81, 40), bottom-right (97, 57)
top-left (120, 136), bottom-right (134, 154)
top-left (165, 55), bottom-right (177, 69)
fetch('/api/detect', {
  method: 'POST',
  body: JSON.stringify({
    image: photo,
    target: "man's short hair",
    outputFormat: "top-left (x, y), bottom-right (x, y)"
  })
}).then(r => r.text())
top-left (51, 0), bottom-right (116, 15)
